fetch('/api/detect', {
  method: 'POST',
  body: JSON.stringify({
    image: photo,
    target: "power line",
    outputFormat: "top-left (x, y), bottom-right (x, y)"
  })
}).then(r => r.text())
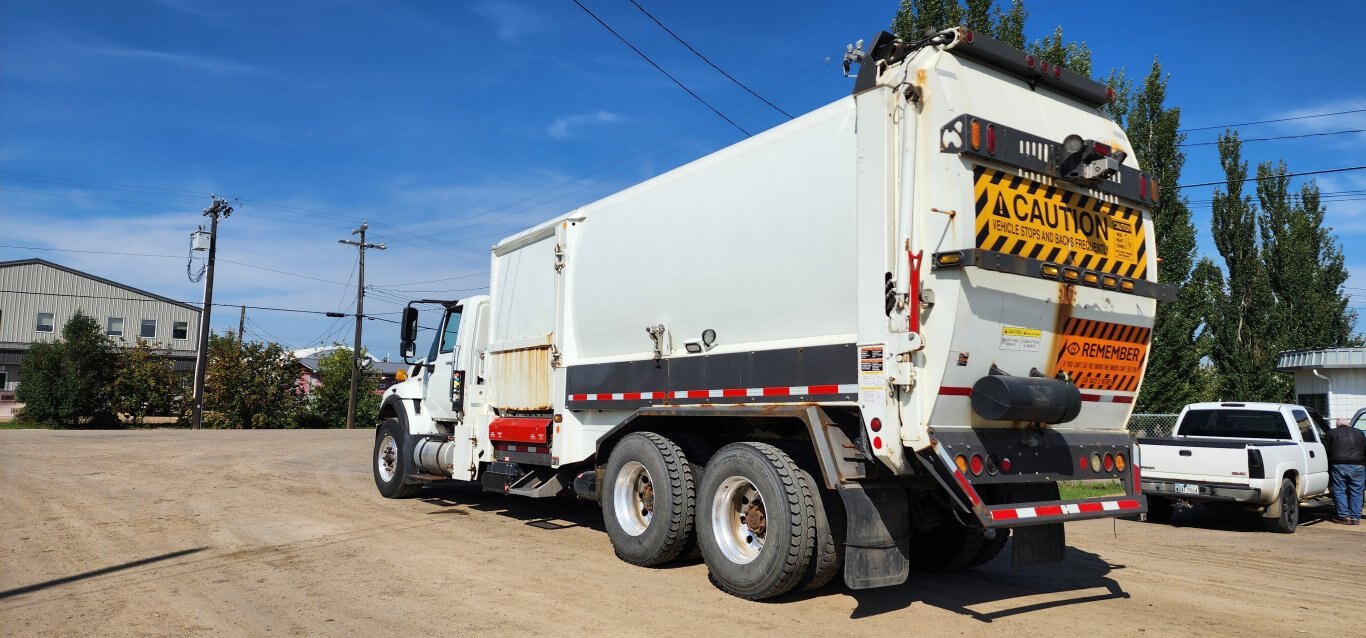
top-left (1179, 128), bottom-right (1366, 147)
top-left (1176, 165), bottom-right (1366, 189)
top-left (0, 289), bottom-right (374, 316)
top-left (627, 0), bottom-right (792, 119)
top-left (569, 0), bottom-right (750, 137)
top-left (1178, 107), bottom-right (1366, 133)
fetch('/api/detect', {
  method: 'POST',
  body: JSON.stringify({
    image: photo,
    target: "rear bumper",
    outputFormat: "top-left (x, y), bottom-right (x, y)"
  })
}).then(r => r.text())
top-left (918, 426), bottom-right (1145, 528)
top-left (1141, 479), bottom-right (1261, 503)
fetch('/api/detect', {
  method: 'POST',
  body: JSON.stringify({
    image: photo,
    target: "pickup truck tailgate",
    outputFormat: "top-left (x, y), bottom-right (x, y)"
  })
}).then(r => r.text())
top-left (1138, 438), bottom-right (1252, 481)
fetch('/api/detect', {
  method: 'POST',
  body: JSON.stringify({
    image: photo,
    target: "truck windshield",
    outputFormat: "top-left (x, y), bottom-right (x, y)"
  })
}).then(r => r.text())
top-left (1178, 409), bottom-right (1291, 440)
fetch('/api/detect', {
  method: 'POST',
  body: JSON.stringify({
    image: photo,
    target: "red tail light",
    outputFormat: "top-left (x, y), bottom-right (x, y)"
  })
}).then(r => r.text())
top-left (1138, 175), bottom-right (1148, 200)
top-left (1103, 453), bottom-right (1114, 472)
top-left (1053, 65), bottom-right (1062, 79)
top-left (869, 417), bottom-right (882, 432)
top-left (962, 29), bottom-right (975, 44)
top-left (986, 124), bottom-right (997, 155)
top-left (969, 454), bottom-right (984, 476)
top-left (999, 457), bottom-right (1012, 473)
top-left (1025, 54), bottom-right (1036, 69)
top-left (1040, 61), bottom-right (1050, 74)
top-left (1093, 141), bottom-right (1112, 156)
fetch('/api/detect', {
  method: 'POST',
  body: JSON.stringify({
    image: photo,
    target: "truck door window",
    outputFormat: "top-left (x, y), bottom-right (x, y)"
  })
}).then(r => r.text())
top-left (1292, 410), bottom-right (1317, 442)
top-left (438, 311), bottom-right (462, 354)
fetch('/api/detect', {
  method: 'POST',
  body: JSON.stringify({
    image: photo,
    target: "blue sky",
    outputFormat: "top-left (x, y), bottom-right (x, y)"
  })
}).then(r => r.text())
top-left (2, 0), bottom-right (1363, 356)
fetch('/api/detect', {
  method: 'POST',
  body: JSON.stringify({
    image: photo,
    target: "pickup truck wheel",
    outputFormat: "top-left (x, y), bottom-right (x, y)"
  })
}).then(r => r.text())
top-left (373, 418), bottom-right (420, 499)
top-left (1145, 496), bottom-right (1174, 524)
top-left (1262, 479), bottom-right (1299, 533)
top-left (697, 442), bottom-right (816, 600)
top-left (602, 432), bottom-right (696, 566)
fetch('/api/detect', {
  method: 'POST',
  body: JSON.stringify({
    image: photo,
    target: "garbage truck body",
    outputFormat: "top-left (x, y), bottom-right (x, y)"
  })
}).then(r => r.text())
top-left (374, 27), bottom-right (1174, 600)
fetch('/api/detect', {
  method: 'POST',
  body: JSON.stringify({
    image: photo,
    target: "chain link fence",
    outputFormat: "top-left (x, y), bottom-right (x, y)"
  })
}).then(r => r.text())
top-left (1127, 413), bottom-right (1178, 438)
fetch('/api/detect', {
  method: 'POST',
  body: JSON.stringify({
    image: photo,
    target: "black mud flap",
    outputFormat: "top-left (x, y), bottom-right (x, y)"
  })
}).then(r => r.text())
top-left (838, 483), bottom-right (909, 589)
top-left (1011, 522), bottom-right (1065, 566)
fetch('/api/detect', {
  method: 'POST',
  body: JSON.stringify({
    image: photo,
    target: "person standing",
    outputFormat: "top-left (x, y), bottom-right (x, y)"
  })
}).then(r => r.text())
top-left (1324, 417), bottom-right (1366, 525)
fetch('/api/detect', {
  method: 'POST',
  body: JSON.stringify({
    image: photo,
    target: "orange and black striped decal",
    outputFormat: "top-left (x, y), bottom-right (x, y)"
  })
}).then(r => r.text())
top-left (1053, 317), bottom-right (1150, 392)
top-left (973, 165), bottom-right (1148, 279)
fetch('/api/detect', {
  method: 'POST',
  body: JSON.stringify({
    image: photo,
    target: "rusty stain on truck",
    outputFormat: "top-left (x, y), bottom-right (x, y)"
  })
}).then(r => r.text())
top-left (491, 345), bottom-right (553, 411)
top-left (1047, 283), bottom-right (1077, 379)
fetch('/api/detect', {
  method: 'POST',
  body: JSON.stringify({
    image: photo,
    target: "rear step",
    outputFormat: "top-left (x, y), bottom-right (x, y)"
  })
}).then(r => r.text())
top-left (480, 462), bottom-right (569, 498)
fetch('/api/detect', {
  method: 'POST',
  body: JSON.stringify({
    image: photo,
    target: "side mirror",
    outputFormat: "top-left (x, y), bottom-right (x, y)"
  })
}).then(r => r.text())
top-left (400, 307), bottom-right (419, 358)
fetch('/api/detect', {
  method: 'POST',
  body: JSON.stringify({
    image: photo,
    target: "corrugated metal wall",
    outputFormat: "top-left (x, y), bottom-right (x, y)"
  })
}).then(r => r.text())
top-left (0, 261), bottom-right (200, 354)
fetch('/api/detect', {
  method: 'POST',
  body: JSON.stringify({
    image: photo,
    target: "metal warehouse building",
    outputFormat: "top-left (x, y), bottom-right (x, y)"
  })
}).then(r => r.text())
top-left (1276, 347), bottom-right (1366, 422)
top-left (0, 259), bottom-right (201, 396)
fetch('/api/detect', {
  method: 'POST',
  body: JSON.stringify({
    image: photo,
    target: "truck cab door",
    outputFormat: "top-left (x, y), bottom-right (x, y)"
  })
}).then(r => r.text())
top-left (422, 307), bottom-right (466, 424)
top-left (1293, 409), bottom-right (1330, 495)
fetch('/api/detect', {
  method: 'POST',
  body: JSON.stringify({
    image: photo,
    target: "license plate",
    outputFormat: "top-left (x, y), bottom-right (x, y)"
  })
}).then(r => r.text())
top-left (1175, 483), bottom-right (1199, 495)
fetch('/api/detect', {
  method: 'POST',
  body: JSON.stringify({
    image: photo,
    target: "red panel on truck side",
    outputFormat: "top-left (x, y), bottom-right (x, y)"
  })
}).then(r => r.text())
top-left (488, 418), bottom-right (551, 444)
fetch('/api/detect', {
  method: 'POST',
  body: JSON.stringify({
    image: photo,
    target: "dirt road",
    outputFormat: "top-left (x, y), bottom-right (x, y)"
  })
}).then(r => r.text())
top-left (2, 429), bottom-right (1362, 637)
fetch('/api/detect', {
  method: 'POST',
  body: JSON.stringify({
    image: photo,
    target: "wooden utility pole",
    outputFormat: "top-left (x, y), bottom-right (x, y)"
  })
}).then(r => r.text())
top-left (191, 196), bottom-right (232, 430)
top-left (339, 221), bottom-right (385, 429)
top-left (238, 305), bottom-right (246, 346)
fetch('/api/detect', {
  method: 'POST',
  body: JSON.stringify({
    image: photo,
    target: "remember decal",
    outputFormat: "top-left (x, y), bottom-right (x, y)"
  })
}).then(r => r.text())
top-left (1053, 317), bottom-right (1150, 392)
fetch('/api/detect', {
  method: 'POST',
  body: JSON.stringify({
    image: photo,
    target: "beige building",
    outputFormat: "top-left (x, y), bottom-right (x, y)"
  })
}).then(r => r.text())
top-left (0, 259), bottom-right (201, 401)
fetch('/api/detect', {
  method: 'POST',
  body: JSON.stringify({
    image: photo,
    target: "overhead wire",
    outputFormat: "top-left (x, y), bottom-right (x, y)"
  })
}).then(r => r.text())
top-left (1176, 165), bottom-right (1366, 189)
top-left (569, 0), bottom-right (750, 137)
top-left (1180, 128), bottom-right (1366, 147)
top-left (626, 0), bottom-right (792, 119)
top-left (1178, 107), bottom-right (1366, 133)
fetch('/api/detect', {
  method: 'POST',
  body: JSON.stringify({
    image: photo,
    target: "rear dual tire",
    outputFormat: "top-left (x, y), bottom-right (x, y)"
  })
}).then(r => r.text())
top-left (696, 442), bottom-right (823, 600)
top-left (601, 433), bottom-right (697, 566)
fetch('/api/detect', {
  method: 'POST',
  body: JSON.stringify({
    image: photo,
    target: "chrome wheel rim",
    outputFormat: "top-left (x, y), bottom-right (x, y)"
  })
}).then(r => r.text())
top-left (711, 476), bottom-right (765, 564)
top-left (377, 434), bottom-right (399, 483)
top-left (613, 461), bottom-right (654, 536)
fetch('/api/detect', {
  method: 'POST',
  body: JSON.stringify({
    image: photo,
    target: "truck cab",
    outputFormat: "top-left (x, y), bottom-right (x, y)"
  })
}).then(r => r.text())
top-left (373, 297), bottom-right (492, 496)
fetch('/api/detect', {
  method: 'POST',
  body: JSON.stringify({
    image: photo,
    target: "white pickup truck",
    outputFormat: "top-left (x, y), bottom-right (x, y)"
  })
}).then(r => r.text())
top-left (1138, 402), bottom-right (1331, 533)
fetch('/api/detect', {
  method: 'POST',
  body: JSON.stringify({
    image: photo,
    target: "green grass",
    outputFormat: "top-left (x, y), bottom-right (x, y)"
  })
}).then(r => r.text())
top-left (1058, 479), bottom-right (1124, 500)
top-left (0, 421), bottom-right (49, 430)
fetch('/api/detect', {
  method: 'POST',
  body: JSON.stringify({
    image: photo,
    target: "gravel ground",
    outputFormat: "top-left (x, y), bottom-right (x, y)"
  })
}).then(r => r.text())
top-left (1, 428), bottom-right (1362, 637)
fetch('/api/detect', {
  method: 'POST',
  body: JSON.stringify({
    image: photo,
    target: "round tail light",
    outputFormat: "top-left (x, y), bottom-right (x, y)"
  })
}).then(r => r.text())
top-left (970, 454), bottom-right (985, 476)
top-left (999, 457), bottom-right (1012, 473)
top-left (1103, 453), bottom-right (1115, 472)
top-left (870, 417), bottom-right (882, 432)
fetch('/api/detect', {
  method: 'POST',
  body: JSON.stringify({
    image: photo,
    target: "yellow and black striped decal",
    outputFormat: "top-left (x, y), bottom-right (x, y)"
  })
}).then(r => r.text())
top-left (1054, 318), bottom-right (1150, 392)
top-left (973, 166), bottom-right (1148, 278)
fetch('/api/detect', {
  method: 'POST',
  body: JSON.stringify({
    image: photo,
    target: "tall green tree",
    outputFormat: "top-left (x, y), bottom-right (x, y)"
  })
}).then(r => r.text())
top-left (1208, 133), bottom-right (1287, 402)
top-left (1256, 168), bottom-right (1358, 350)
top-left (1117, 60), bottom-right (1212, 411)
top-left (15, 310), bottom-right (118, 427)
top-left (306, 346), bottom-right (382, 429)
top-left (1028, 25), bottom-right (1092, 77)
top-left (202, 331), bottom-right (302, 429)
top-left (892, 0), bottom-right (1028, 49)
top-left (112, 339), bottom-right (179, 426)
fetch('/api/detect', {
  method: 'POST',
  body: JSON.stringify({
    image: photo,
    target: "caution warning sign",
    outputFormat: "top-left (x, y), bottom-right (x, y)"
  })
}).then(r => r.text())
top-left (973, 165), bottom-right (1148, 278)
top-left (1054, 318), bottom-right (1150, 392)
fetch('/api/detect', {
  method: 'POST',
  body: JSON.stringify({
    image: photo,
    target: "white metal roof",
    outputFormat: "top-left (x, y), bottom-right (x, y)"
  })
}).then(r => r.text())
top-left (1275, 348), bottom-right (1366, 370)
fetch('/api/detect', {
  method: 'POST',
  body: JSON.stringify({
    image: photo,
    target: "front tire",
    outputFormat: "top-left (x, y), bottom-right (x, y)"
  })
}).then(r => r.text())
top-left (601, 432), bottom-right (696, 566)
top-left (1262, 478), bottom-right (1299, 533)
top-left (697, 443), bottom-right (817, 600)
top-left (374, 418), bottom-right (420, 499)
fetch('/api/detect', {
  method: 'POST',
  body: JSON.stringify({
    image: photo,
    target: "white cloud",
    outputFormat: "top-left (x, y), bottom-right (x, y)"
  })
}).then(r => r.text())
top-left (546, 110), bottom-right (624, 140)
top-left (88, 43), bottom-right (262, 76)
top-left (470, 0), bottom-right (550, 43)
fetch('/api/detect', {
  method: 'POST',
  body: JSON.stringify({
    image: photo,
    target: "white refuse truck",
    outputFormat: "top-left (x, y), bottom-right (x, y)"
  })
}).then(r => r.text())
top-left (373, 27), bottom-right (1174, 600)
